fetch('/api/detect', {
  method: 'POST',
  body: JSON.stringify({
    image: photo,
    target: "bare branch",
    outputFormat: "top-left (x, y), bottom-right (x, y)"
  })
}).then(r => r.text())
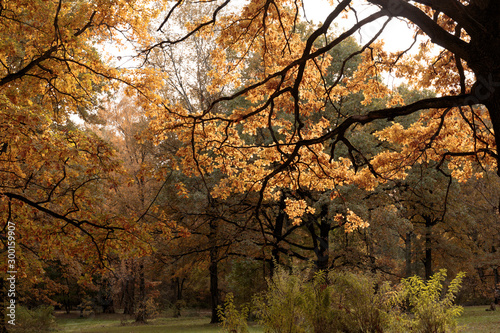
top-left (368, 0), bottom-right (471, 61)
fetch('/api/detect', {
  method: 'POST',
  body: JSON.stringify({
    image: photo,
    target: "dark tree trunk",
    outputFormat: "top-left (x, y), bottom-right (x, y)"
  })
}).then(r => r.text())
top-left (424, 232), bottom-right (432, 280)
top-left (471, 74), bottom-right (500, 175)
top-left (494, 266), bottom-right (500, 305)
top-left (209, 219), bottom-right (220, 324)
top-left (477, 267), bottom-right (486, 284)
top-left (173, 277), bottom-right (185, 318)
top-left (270, 194), bottom-right (286, 276)
top-left (123, 260), bottom-right (135, 315)
top-left (209, 255), bottom-right (219, 324)
top-left (316, 206), bottom-right (330, 271)
top-left (464, 0), bottom-right (500, 173)
top-left (424, 216), bottom-right (434, 281)
top-left (101, 279), bottom-right (115, 314)
top-left (405, 231), bottom-right (413, 278)
top-left (135, 263), bottom-right (146, 323)
top-left (177, 277), bottom-right (184, 300)
top-left (366, 210), bottom-right (377, 273)
top-left (305, 205), bottom-right (330, 271)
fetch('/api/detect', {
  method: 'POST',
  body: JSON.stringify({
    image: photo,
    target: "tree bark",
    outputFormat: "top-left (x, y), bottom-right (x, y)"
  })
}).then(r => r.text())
top-left (123, 260), bottom-right (135, 315)
top-left (209, 219), bottom-right (220, 324)
top-left (405, 231), bottom-right (413, 278)
top-left (101, 279), bottom-right (115, 314)
top-left (135, 262), bottom-right (146, 323)
top-left (316, 205), bottom-right (330, 271)
top-left (424, 216), bottom-right (434, 281)
top-left (173, 277), bottom-right (185, 318)
top-left (494, 266), bottom-right (500, 305)
top-left (270, 194), bottom-right (286, 276)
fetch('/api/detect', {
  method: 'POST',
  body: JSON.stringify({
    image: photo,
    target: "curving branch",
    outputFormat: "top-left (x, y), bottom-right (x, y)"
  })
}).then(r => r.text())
top-left (412, 0), bottom-right (488, 37)
top-left (368, 0), bottom-right (471, 61)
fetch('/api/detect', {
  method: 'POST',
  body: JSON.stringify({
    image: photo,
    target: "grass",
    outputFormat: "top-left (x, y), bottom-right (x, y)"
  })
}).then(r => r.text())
top-left (55, 311), bottom-right (263, 333)
top-left (55, 305), bottom-right (500, 332)
top-left (58, 317), bottom-right (221, 333)
top-left (457, 305), bottom-right (500, 332)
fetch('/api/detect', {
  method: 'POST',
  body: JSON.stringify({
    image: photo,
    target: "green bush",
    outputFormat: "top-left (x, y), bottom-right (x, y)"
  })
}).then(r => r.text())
top-left (253, 266), bottom-right (386, 333)
top-left (252, 265), bottom-right (309, 333)
top-left (324, 271), bottom-right (388, 333)
top-left (387, 269), bottom-right (465, 333)
top-left (251, 265), bottom-right (464, 333)
top-left (218, 293), bottom-right (249, 333)
top-left (10, 305), bottom-right (57, 333)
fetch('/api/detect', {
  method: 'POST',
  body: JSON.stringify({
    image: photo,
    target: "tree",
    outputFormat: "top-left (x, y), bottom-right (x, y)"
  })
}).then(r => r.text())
top-left (454, 173), bottom-right (500, 304)
top-left (4, 0), bottom-right (500, 323)
top-left (0, 0), bottom-right (163, 239)
top-left (140, 1), bottom-right (500, 306)
top-left (0, 1), bottom-right (162, 328)
top-left (145, 0), bottom-right (499, 226)
top-left (143, 3), bottom-right (270, 322)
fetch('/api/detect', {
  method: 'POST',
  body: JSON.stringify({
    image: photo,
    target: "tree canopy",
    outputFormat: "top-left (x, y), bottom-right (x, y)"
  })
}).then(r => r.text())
top-left (1, 0), bottom-right (500, 326)
top-left (143, 0), bottom-right (499, 225)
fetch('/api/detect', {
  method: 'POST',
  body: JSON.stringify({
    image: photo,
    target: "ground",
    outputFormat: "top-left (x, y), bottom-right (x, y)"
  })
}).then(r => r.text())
top-left (54, 306), bottom-right (500, 332)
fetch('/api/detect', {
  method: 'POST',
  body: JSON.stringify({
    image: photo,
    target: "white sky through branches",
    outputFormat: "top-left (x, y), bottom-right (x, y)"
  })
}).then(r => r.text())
top-left (303, 0), bottom-right (417, 52)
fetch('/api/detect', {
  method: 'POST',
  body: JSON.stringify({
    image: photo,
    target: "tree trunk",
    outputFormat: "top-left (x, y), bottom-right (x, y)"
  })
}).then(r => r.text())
top-left (123, 260), bottom-right (135, 315)
top-left (305, 205), bottom-right (330, 271)
top-left (316, 207), bottom-right (330, 271)
top-left (101, 279), bottom-right (115, 314)
top-left (494, 267), bottom-right (500, 305)
top-left (466, 0), bottom-right (500, 173)
top-left (405, 231), bottom-right (413, 278)
top-left (209, 219), bottom-right (220, 324)
top-left (424, 217), bottom-right (433, 280)
top-left (135, 263), bottom-right (146, 323)
top-left (270, 194), bottom-right (286, 276)
top-left (475, 76), bottom-right (500, 176)
top-left (173, 277), bottom-right (185, 318)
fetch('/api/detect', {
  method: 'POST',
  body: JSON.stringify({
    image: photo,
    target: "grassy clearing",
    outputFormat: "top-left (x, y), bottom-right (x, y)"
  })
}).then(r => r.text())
top-left (56, 306), bottom-right (500, 332)
top-left (55, 311), bottom-right (263, 333)
top-left (457, 305), bottom-right (500, 332)
top-left (59, 317), bottom-right (218, 333)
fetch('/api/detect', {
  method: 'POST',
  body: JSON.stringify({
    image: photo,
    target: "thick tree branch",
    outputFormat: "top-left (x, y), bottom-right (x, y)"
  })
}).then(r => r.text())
top-left (254, 94), bottom-right (475, 213)
top-left (368, 0), bottom-right (471, 61)
top-left (2, 192), bottom-right (123, 232)
top-left (412, 0), bottom-right (488, 37)
top-left (308, 94), bottom-right (476, 146)
top-left (0, 46), bottom-right (58, 86)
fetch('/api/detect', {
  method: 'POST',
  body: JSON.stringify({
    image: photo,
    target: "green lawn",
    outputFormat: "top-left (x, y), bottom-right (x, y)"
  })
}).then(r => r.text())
top-left (56, 306), bottom-right (500, 332)
top-left (457, 306), bottom-right (500, 332)
top-left (55, 312), bottom-right (263, 333)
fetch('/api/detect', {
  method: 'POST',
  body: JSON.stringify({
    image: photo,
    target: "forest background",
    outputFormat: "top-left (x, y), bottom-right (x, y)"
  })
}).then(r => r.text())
top-left (1, 0), bottom-right (500, 329)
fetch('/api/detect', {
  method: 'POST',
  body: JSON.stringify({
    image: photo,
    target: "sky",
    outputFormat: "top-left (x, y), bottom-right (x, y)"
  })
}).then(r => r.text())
top-left (302, 0), bottom-right (418, 52)
top-left (301, 0), bottom-right (432, 88)
top-left (71, 0), bottom-right (422, 125)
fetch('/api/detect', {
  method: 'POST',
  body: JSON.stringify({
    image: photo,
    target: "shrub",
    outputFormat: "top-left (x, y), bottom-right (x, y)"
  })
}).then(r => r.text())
top-left (387, 269), bottom-right (465, 333)
top-left (218, 293), bottom-right (249, 333)
top-left (10, 305), bottom-right (57, 333)
top-left (252, 265), bottom-right (464, 333)
top-left (253, 266), bottom-right (387, 333)
top-left (324, 271), bottom-right (388, 333)
top-left (252, 265), bottom-right (309, 333)
top-left (78, 297), bottom-right (95, 317)
top-left (139, 294), bottom-right (160, 320)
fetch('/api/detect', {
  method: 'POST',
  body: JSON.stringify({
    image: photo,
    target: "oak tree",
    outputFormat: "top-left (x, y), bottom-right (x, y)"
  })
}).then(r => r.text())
top-left (147, 0), bottom-right (499, 228)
